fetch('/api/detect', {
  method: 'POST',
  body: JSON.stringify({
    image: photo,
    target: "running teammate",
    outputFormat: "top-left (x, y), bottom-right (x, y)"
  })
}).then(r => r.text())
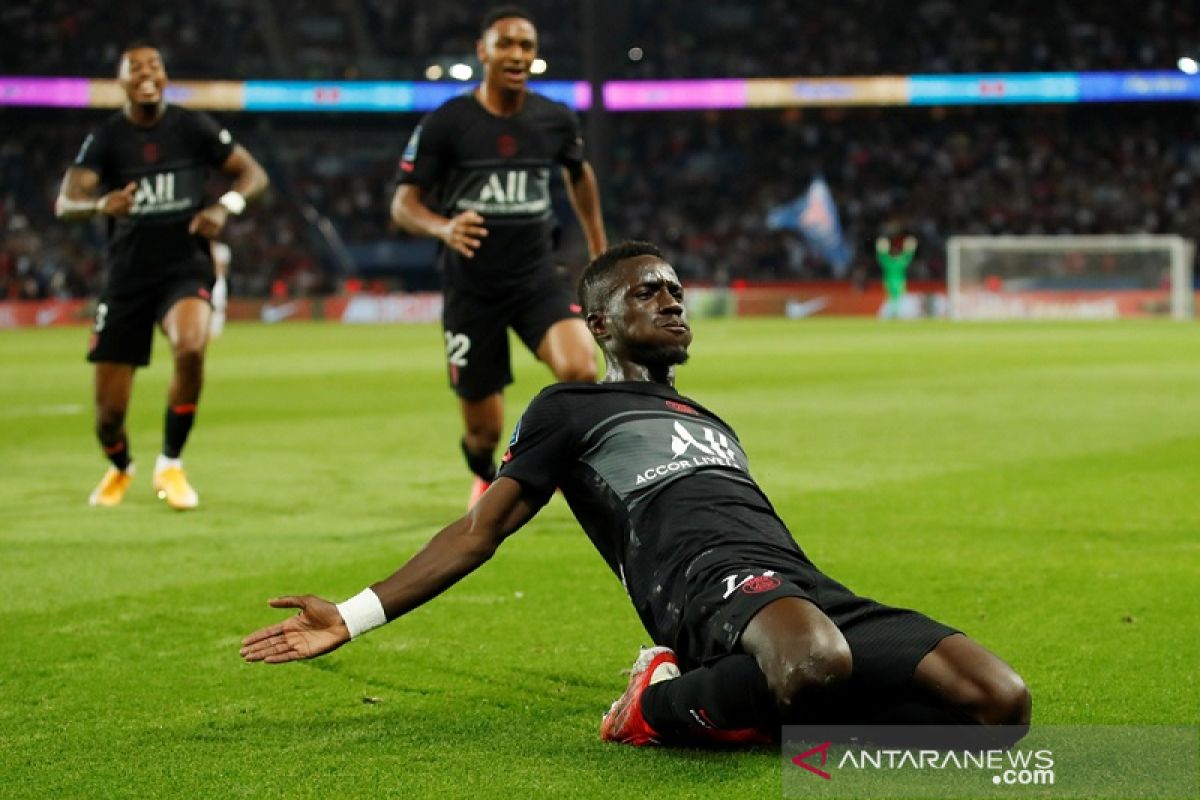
top-left (390, 6), bottom-right (607, 507)
top-left (56, 43), bottom-right (268, 509)
top-left (241, 241), bottom-right (1030, 747)
top-left (208, 240), bottom-right (231, 339)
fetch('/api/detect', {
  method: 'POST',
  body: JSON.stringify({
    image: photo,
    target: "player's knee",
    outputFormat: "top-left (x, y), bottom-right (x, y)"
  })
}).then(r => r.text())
top-left (96, 410), bottom-right (125, 441)
top-left (977, 670), bottom-right (1032, 726)
top-left (957, 662), bottom-right (1031, 728)
top-left (765, 634), bottom-right (853, 714)
top-left (463, 425), bottom-right (501, 454)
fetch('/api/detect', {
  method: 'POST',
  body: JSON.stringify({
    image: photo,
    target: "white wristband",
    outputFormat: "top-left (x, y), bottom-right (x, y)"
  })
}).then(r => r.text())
top-left (218, 190), bottom-right (247, 215)
top-left (56, 196), bottom-right (102, 216)
top-left (335, 588), bottom-right (387, 640)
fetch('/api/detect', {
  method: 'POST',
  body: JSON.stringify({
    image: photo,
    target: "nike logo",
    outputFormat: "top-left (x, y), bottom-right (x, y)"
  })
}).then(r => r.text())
top-left (260, 302), bottom-right (298, 323)
top-left (785, 297), bottom-right (829, 319)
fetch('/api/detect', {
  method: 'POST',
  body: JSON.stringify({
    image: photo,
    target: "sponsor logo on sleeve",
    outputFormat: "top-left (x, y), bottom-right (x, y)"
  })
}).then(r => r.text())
top-left (74, 134), bottom-right (94, 165)
top-left (400, 126), bottom-right (422, 172)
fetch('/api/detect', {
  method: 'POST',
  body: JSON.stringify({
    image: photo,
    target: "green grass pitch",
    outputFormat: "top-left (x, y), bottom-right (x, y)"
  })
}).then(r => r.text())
top-left (1, 319), bottom-right (1196, 798)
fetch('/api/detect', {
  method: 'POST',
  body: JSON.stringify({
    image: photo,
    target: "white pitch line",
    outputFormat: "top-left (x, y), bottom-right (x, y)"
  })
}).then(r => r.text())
top-left (0, 404), bottom-right (85, 418)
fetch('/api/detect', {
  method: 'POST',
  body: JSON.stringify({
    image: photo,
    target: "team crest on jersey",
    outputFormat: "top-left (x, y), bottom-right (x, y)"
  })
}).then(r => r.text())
top-left (742, 574), bottom-right (782, 594)
top-left (142, 143), bottom-right (159, 163)
top-left (497, 134), bottom-right (518, 157)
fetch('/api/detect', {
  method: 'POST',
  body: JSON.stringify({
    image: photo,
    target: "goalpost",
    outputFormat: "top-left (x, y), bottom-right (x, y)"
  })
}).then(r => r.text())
top-left (947, 235), bottom-right (1195, 321)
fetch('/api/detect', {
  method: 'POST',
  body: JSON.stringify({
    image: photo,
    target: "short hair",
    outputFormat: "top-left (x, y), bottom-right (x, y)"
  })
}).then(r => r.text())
top-left (481, 5), bottom-right (535, 35)
top-left (118, 42), bottom-right (162, 70)
top-left (120, 41), bottom-right (160, 58)
top-left (578, 241), bottom-right (664, 314)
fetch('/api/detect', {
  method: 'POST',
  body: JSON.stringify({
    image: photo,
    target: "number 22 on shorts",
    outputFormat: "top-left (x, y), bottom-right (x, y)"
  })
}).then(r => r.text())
top-left (444, 331), bottom-right (471, 367)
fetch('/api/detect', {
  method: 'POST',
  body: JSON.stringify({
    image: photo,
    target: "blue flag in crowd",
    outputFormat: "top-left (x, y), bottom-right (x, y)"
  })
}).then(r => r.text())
top-left (766, 176), bottom-right (853, 274)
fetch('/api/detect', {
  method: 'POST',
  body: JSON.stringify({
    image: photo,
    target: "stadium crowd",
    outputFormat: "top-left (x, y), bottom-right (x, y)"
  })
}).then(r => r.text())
top-left (4, 0), bottom-right (1192, 80)
top-left (4, 103), bottom-right (1197, 300)
top-left (2, 2), bottom-right (1198, 298)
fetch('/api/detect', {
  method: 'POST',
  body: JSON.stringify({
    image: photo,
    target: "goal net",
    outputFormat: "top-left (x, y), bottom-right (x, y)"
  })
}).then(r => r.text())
top-left (947, 235), bottom-right (1195, 320)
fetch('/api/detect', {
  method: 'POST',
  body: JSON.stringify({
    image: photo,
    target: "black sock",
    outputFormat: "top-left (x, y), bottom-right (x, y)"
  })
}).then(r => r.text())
top-left (460, 438), bottom-right (497, 482)
top-left (98, 416), bottom-right (132, 471)
top-left (163, 403), bottom-right (196, 459)
top-left (101, 436), bottom-right (132, 471)
top-left (641, 654), bottom-right (778, 737)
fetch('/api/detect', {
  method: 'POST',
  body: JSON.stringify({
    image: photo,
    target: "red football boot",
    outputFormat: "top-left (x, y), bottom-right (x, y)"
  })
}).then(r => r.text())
top-left (601, 647), bottom-right (681, 746)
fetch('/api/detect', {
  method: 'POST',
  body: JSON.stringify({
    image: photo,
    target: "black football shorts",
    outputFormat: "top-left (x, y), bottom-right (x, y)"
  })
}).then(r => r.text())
top-left (669, 543), bottom-right (959, 692)
top-left (87, 267), bottom-right (213, 367)
top-left (441, 272), bottom-right (580, 400)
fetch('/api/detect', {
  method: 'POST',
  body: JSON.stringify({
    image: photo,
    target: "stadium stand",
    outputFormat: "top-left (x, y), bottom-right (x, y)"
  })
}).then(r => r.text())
top-left (4, 104), bottom-right (1197, 299)
top-left (3, 0), bottom-right (1193, 80)
top-left (2, 2), bottom-right (1198, 298)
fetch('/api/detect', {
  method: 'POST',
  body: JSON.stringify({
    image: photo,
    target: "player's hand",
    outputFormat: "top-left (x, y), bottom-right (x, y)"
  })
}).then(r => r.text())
top-left (97, 182), bottom-right (138, 217)
top-left (903, 235), bottom-right (918, 252)
top-left (239, 595), bottom-right (350, 664)
top-left (438, 210), bottom-right (487, 258)
top-left (188, 205), bottom-right (230, 239)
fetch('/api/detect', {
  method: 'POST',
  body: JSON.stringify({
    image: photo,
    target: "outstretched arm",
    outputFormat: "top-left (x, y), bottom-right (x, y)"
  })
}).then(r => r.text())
top-left (240, 477), bottom-right (538, 664)
top-left (389, 183), bottom-right (487, 259)
top-left (562, 162), bottom-right (607, 259)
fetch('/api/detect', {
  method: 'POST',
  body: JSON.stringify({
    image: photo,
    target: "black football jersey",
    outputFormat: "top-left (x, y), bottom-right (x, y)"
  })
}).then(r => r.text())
top-left (396, 91), bottom-right (585, 291)
top-left (74, 105), bottom-right (235, 289)
top-left (499, 382), bottom-right (806, 639)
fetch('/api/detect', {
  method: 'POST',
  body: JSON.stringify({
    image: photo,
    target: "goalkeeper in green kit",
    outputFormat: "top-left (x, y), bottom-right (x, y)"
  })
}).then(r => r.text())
top-left (876, 235), bottom-right (917, 319)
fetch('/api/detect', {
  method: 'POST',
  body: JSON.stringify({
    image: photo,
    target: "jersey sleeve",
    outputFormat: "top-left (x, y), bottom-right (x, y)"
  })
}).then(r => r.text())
top-left (497, 390), bottom-right (577, 506)
top-left (187, 110), bottom-right (237, 167)
top-left (396, 109), bottom-right (449, 188)
top-left (73, 128), bottom-right (107, 174)
top-left (556, 104), bottom-right (586, 177)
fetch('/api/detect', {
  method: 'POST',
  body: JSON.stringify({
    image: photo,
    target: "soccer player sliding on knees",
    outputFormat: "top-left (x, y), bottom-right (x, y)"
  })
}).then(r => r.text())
top-left (242, 242), bottom-right (1031, 747)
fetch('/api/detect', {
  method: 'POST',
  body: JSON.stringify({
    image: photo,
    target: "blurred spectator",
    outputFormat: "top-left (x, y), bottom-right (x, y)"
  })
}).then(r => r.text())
top-left (4, 102), bottom-right (1197, 296)
top-left (613, 0), bottom-right (1194, 79)
top-left (2, 1), bottom-right (1192, 80)
top-left (3, 0), bottom-right (1199, 295)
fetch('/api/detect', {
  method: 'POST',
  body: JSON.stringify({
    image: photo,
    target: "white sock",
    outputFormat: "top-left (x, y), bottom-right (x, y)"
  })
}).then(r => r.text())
top-left (156, 454), bottom-right (182, 473)
top-left (649, 661), bottom-right (681, 684)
